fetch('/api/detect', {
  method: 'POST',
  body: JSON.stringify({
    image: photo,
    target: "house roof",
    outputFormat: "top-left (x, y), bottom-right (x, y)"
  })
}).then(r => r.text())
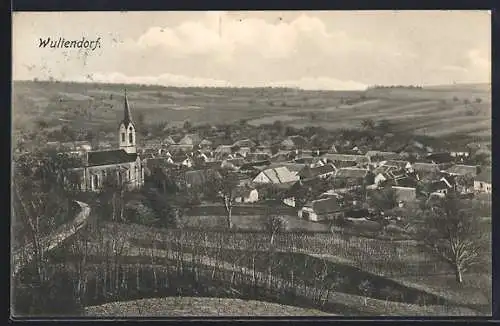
top-left (429, 180), bottom-right (451, 192)
top-left (394, 176), bottom-right (419, 188)
top-left (240, 160), bottom-right (271, 170)
top-left (426, 152), bottom-right (454, 164)
top-left (233, 139), bottom-right (257, 148)
top-left (268, 163), bottom-right (306, 173)
top-left (335, 168), bottom-right (368, 179)
top-left (199, 138), bottom-right (213, 146)
top-left (332, 160), bottom-right (358, 169)
top-left (179, 133), bottom-right (202, 146)
top-left (475, 166), bottom-right (491, 183)
top-left (412, 162), bottom-right (440, 173)
top-left (215, 145), bottom-right (233, 154)
top-left (382, 160), bottom-right (410, 170)
top-left (446, 164), bottom-right (479, 176)
top-left (321, 153), bottom-right (369, 164)
top-left (365, 151), bottom-right (401, 160)
top-left (310, 197), bottom-right (343, 214)
top-left (87, 149), bottom-right (138, 167)
top-left (246, 152), bottom-right (271, 161)
top-left (162, 136), bottom-right (176, 145)
top-left (299, 164), bottom-right (336, 179)
top-left (258, 166), bottom-right (299, 184)
top-left (392, 186), bottom-right (417, 202)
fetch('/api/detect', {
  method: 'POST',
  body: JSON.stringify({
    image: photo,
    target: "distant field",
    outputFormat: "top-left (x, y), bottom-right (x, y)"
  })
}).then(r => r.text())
top-left (12, 81), bottom-right (491, 139)
top-left (85, 297), bottom-right (334, 317)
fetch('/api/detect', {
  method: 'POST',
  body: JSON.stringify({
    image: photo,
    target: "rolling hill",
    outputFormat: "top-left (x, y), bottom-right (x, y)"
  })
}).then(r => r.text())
top-left (12, 81), bottom-right (491, 139)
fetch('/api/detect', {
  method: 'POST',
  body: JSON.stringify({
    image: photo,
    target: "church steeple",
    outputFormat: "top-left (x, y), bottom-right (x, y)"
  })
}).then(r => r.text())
top-left (122, 89), bottom-right (134, 125)
top-left (118, 89), bottom-right (137, 154)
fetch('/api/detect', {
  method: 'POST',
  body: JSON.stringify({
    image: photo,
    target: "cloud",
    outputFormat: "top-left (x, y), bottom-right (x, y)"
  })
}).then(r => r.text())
top-left (58, 71), bottom-right (366, 90)
top-left (133, 12), bottom-right (380, 61)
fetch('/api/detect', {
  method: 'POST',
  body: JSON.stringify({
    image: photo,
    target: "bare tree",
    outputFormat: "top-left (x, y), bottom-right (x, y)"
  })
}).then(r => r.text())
top-left (417, 191), bottom-right (484, 283)
top-left (207, 170), bottom-right (240, 229)
top-left (263, 214), bottom-right (289, 247)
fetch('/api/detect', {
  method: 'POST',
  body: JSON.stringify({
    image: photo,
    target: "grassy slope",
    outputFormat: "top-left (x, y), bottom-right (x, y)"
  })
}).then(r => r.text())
top-left (12, 81), bottom-right (491, 139)
top-left (85, 297), bottom-right (335, 316)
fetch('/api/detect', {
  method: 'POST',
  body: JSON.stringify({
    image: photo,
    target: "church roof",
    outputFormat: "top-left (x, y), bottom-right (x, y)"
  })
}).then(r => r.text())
top-left (87, 149), bottom-right (138, 167)
top-left (122, 90), bottom-right (134, 126)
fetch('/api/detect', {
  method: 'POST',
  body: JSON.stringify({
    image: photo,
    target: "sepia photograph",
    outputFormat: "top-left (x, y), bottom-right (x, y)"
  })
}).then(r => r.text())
top-left (11, 10), bottom-right (491, 317)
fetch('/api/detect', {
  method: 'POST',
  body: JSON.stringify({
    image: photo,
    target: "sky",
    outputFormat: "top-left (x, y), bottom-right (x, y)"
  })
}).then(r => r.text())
top-left (12, 11), bottom-right (491, 90)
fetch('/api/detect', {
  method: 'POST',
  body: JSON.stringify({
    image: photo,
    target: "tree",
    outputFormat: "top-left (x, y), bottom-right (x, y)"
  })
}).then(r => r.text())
top-left (475, 97), bottom-right (483, 104)
top-left (206, 170), bottom-right (240, 229)
top-left (361, 119), bottom-right (375, 130)
top-left (183, 120), bottom-right (192, 131)
top-left (370, 187), bottom-right (398, 212)
top-left (377, 119), bottom-right (392, 133)
top-left (263, 213), bottom-right (289, 246)
top-left (417, 191), bottom-right (483, 283)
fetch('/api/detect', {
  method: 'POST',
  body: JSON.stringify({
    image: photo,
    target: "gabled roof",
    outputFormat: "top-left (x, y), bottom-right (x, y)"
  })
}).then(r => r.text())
top-left (382, 160), bottom-right (411, 170)
top-left (257, 166), bottom-right (299, 184)
top-left (87, 149), bottom-right (137, 167)
top-left (475, 166), bottom-right (491, 183)
top-left (335, 168), bottom-right (368, 179)
top-left (446, 164), bottom-right (479, 176)
top-left (321, 153), bottom-right (369, 164)
top-left (299, 164), bottom-right (336, 179)
top-left (309, 197), bottom-right (343, 214)
top-left (215, 145), bottom-right (233, 154)
top-left (246, 152), bottom-right (272, 162)
top-left (429, 180), bottom-right (451, 192)
top-left (426, 152), bottom-right (454, 164)
top-left (365, 151), bottom-right (401, 161)
top-left (233, 139), bottom-right (257, 148)
top-left (199, 138), bottom-right (213, 146)
top-left (412, 162), bottom-right (440, 173)
top-left (392, 186), bottom-right (417, 202)
top-left (162, 136), bottom-right (176, 145)
top-left (179, 133), bottom-right (202, 146)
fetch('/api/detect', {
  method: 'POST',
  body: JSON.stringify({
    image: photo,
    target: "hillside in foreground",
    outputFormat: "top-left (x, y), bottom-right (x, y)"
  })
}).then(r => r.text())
top-left (12, 81), bottom-right (491, 139)
top-left (85, 297), bottom-right (335, 317)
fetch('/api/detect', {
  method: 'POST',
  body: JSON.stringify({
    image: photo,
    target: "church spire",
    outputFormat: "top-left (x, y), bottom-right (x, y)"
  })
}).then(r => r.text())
top-left (123, 89), bottom-right (134, 125)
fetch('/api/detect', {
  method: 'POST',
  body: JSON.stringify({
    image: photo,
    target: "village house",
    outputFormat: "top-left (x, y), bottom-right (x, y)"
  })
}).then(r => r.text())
top-left (411, 162), bottom-right (441, 177)
top-left (171, 154), bottom-right (194, 168)
top-left (69, 90), bottom-right (145, 192)
top-left (168, 144), bottom-right (195, 153)
top-left (246, 152), bottom-right (271, 162)
top-left (474, 166), bottom-right (492, 193)
top-left (365, 151), bottom-right (401, 163)
top-left (380, 160), bottom-right (413, 172)
top-left (298, 197), bottom-right (344, 222)
top-left (321, 153), bottom-right (370, 167)
top-left (298, 164), bottom-right (336, 180)
top-left (198, 138), bottom-right (213, 150)
top-left (446, 164), bottom-right (479, 177)
top-left (391, 186), bottom-right (417, 207)
top-left (214, 145), bottom-right (234, 159)
top-left (252, 166), bottom-right (300, 184)
top-left (373, 166), bottom-right (407, 186)
top-left (334, 167), bottom-right (370, 188)
top-left (233, 138), bottom-right (257, 148)
top-left (161, 136), bottom-right (176, 146)
top-left (234, 186), bottom-right (259, 203)
top-left (178, 133), bottom-right (202, 147)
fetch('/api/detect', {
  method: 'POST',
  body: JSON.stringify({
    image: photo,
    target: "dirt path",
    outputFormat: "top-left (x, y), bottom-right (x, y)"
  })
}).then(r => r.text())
top-left (12, 200), bottom-right (91, 275)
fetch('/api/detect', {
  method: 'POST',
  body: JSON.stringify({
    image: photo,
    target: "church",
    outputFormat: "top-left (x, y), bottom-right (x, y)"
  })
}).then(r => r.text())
top-left (71, 90), bottom-right (145, 192)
